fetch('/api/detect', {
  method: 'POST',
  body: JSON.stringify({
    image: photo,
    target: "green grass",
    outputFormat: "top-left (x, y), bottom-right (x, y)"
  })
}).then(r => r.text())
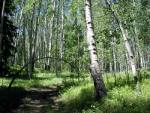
top-left (0, 73), bottom-right (62, 88)
top-left (0, 70), bottom-right (150, 113)
top-left (81, 79), bottom-right (150, 113)
top-left (59, 80), bottom-right (94, 113)
top-left (58, 71), bottom-right (150, 113)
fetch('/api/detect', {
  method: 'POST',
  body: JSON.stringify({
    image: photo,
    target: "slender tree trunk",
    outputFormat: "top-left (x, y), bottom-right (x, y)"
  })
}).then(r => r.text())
top-left (17, 0), bottom-right (26, 27)
top-left (112, 37), bottom-right (117, 72)
top-left (60, 0), bottom-right (65, 72)
top-left (109, 63), bottom-right (112, 72)
top-left (0, 0), bottom-right (6, 65)
top-left (105, 0), bottom-right (138, 78)
top-left (23, 15), bottom-right (26, 65)
top-left (77, 32), bottom-right (80, 79)
top-left (56, 3), bottom-right (58, 77)
top-left (85, 0), bottom-right (106, 99)
top-left (28, 3), bottom-right (35, 78)
top-left (132, 0), bottom-right (142, 70)
top-left (122, 28), bottom-right (137, 79)
top-left (55, 0), bottom-right (61, 77)
top-left (22, 14), bottom-right (28, 74)
top-left (112, 37), bottom-right (117, 84)
top-left (105, 0), bottom-right (141, 94)
top-left (32, 0), bottom-right (42, 71)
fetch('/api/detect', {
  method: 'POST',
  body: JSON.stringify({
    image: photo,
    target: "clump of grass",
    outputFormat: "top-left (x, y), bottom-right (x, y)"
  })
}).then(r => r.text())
top-left (60, 76), bottom-right (90, 91)
top-left (59, 80), bottom-right (94, 113)
top-left (0, 77), bottom-right (11, 87)
top-left (82, 79), bottom-right (150, 113)
top-left (141, 70), bottom-right (150, 79)
top-left (103, 72), bottom-right (134, 90)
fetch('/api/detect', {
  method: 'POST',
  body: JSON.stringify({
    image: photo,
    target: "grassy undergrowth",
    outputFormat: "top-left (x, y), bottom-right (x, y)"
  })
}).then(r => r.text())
top-left (0, 70), bottom-right (150, 113)
top-left (0, 73), bottom-right (62, 88)
top-left (81, 79), bottom-right (150, 113)
top-left (58, 71), bottom-right (150, 113)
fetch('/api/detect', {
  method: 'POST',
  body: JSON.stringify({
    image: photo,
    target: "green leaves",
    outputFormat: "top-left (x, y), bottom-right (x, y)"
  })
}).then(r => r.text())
top-left (23, 0), bottom-right (35, 13)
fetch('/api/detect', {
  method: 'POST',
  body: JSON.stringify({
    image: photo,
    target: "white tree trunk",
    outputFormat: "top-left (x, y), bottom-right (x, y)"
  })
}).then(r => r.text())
top-left (112, 37), bottom-right (117, 72)
top-left (85, 0), bottom-right (106, 98)
top-left (121, 27), bottom-right (137, 77)
top-left (105, 0), bottom-right (138, 79)
top-left (105, 0), bottom-right (141, 95)
top-left (59, 0), bottom-right (65, 71)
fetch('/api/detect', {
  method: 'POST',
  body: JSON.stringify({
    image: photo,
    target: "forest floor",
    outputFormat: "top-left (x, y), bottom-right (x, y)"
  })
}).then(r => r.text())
top-left (14, 87), bottom-right (60, 113)
top-left (0, 73), bottom-right (63, 113)
top-left (0, 86), bottom-right (61, 113)
top-left (0, 71), bottom-right (150, 113)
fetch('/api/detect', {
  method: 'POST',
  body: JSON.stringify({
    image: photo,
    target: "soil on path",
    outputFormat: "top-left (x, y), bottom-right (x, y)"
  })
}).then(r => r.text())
top-left (17, 86), bottom-right (60, 113)
top-left (0, 86), bottom-right (61, 113)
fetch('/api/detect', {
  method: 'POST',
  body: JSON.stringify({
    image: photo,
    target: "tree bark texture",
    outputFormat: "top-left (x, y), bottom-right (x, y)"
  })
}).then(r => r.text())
top-left (85, 0), bottom-right (107, 99)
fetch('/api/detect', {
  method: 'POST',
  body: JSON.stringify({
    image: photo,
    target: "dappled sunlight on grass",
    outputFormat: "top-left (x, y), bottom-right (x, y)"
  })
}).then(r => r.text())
top-left (59, 82), bottom-right (94, 113)
top-left (12, 77), bottom-right (62, 88)
top-left (0, 78), bottom-right (11, 87)
top-left (81, 79), bottom-right (150, 113)
top-left (0, 73), bottom-right (62, 88)
top-left (58, 71), bottom-right (150, 113)
top-left (0, 71), bottom-right (149, 113)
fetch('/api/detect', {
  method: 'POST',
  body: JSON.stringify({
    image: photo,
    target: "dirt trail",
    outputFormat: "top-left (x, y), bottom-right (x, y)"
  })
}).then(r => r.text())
top-left (13, 86), bottom-right (60, 113)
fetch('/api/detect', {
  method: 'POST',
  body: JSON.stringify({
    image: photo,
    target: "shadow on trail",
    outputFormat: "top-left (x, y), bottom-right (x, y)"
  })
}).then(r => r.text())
top-left (0, 86), bottom-right (59, 113)
top-left (0, 87), bottom-right (26, 113)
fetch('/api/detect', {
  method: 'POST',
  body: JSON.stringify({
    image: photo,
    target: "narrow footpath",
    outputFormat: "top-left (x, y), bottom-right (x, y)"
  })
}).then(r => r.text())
top-left (13, 86), bottom-right (60, 113)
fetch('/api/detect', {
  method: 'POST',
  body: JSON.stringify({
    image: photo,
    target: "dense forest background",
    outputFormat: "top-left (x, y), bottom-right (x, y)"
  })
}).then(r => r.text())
top-left (0, 0), bottom-right (150, 113)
